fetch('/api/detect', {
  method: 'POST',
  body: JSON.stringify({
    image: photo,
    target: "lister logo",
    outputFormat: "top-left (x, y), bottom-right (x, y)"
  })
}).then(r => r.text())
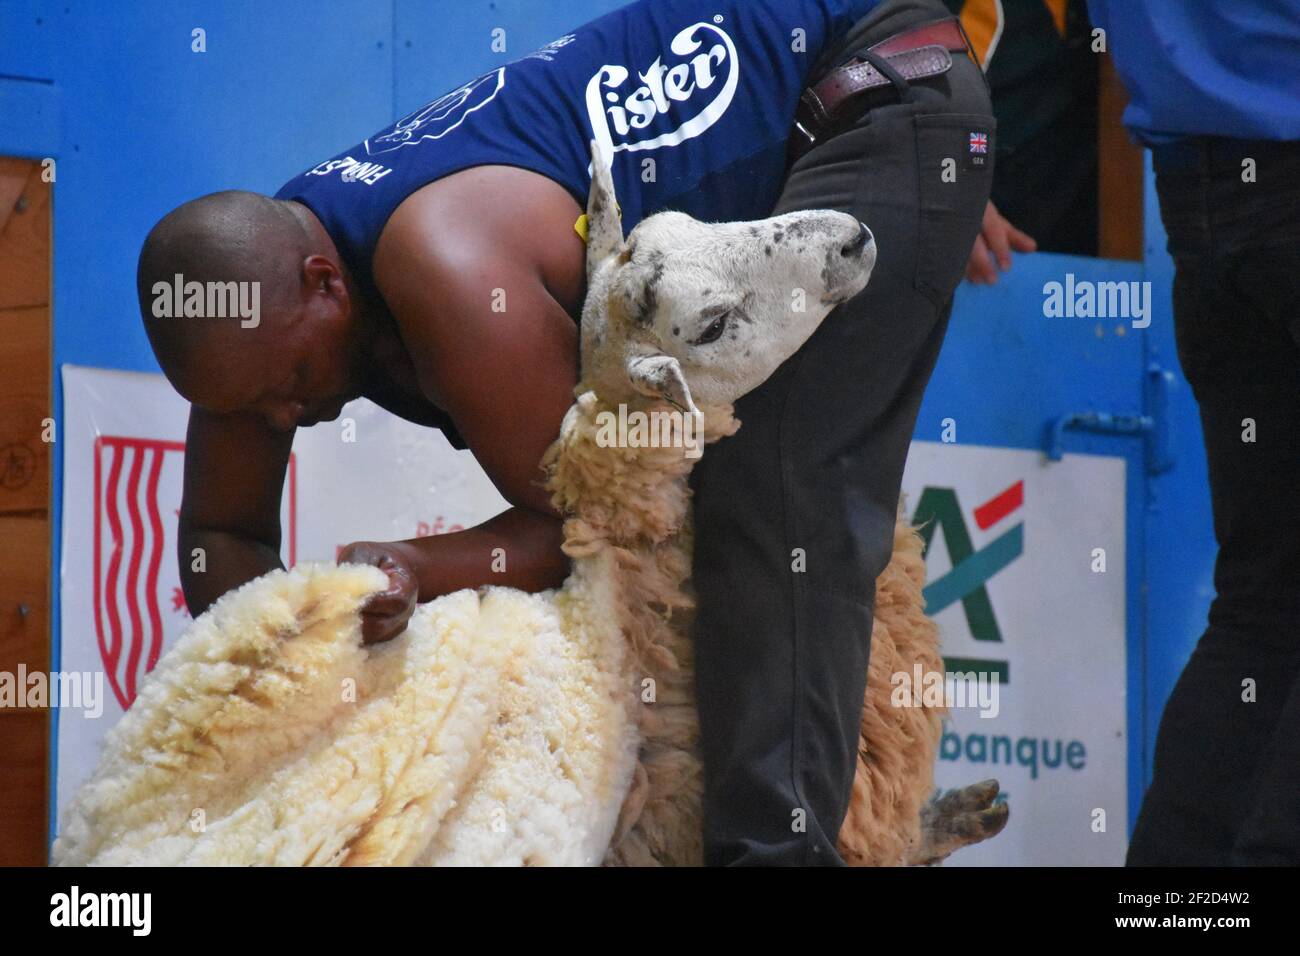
top-left (586, 19), bottom-right (738, 167)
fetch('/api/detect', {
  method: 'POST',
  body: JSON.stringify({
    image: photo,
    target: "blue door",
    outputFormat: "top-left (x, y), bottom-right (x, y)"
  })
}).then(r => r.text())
top-left (902, 156), bottom-right (1216, 864)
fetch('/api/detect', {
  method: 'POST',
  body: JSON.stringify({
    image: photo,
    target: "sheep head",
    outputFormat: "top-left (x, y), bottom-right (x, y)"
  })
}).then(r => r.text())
top-left (580, 140), bottom-right (875, 419)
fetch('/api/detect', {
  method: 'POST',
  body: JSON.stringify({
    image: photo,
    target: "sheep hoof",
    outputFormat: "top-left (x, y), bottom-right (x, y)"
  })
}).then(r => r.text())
top-left (909, 778), bottom-right (1009, 866)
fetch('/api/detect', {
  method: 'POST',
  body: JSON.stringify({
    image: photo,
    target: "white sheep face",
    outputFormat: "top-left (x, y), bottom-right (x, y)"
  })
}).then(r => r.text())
top-left (582, 143), bottom-right (875, 413)
top-left (612, 209), bottom-right (875, 405)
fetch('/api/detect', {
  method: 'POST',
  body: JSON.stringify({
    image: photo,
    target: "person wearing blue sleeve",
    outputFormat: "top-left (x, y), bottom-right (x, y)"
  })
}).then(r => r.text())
top-left (1087, 0), bottom-right (1300, 866)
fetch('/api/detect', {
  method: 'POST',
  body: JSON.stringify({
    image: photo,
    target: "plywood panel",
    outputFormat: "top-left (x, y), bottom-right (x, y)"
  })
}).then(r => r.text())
top-left (0, 158), bottom-right (30, 233)
top-left (0, 306), bottom-right (51, 514)
top-left (0, 710), bottom-right (49, 865)
top-left (1098, 52), bottom-right (1144, 262)
top-left (0, 516), bottom-right (50, 677)
top-left (0, 152), bottom-right (51, 866)
top-left (0, 159), bottom-right (50, 310)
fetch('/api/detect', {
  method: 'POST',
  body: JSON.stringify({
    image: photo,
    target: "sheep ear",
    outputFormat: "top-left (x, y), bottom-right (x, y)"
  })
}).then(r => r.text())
top-left (586, 139), bottom-right (624, 284)
top-left (627, 354), bottom-right (699, 418)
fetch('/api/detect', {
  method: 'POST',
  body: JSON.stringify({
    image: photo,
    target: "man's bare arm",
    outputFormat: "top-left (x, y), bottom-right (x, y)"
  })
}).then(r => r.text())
top-left (361, 169), bottom-right (585, 614)
top-left (343, 506), bottom-right (567, 605)
top-left (178, 405), bottom-right (293, 615)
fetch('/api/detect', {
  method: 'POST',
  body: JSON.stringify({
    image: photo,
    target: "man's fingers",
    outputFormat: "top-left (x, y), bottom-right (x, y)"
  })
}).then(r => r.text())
top-left (361, 587), bottom-right (414, 616)
top-left (362, 563), bottom-right (414, 607)
top-left (967, 235), bottom-right (997, 284)
top-left (1007, 223), bottom-right (1038, 253)
top-left (358, 599), bottom-right (414, 644)
top-left (985, 222), bottom-right (1013, 272)
top-left (967, 202), bottom-right (1035, 286)
top-left (361, 593), bottom-right (401, 616)
top-left (360, 614), bottom-right (409, 645)
top-left (338, 541), bottom-right (418, 644)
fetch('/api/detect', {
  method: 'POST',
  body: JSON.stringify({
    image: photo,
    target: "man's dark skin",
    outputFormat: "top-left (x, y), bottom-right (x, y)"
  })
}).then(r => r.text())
top-left (141, 166), bottom-right (589, 643)
top-left (143, 154), bottom-right (1018, 645)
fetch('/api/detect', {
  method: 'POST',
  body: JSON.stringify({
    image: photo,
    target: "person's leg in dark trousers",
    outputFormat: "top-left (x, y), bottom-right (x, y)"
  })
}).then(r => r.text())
top-left (690, 0), bottom-right (995, 865)
top-left (1127, 139), bottom-right (1300, 866)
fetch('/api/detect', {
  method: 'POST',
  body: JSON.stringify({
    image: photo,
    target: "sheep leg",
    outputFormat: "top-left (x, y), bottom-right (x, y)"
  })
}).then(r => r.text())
top-left (907, 778), bottom-right (1009, 865)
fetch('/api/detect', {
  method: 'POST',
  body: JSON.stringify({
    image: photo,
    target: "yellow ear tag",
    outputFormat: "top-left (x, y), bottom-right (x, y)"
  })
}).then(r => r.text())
top-left (573, 204), bottom-right (622, 245)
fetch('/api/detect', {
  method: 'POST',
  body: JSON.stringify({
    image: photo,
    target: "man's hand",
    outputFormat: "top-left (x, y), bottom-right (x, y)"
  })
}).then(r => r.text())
top-left (337, 540), bottom-right (419, 644)
top-left (965, 201), bottom-right (1037, 285)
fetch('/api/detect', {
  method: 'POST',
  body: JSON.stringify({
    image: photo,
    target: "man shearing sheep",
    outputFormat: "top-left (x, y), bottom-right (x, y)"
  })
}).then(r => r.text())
top-left (137, 0), bottom-right (994, 865)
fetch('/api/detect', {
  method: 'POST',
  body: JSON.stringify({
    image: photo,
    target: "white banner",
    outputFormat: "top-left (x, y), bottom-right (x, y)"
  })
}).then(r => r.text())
top-left (900, 441), bottom-right (1128, 866)
top-left (56, 371), bottom-right (1129, 864)
top-left (55, 365), bottom-right (508, 820)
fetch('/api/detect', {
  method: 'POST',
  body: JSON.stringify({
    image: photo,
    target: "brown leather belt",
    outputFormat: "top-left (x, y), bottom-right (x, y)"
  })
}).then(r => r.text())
top-left (791, 16), bottom-right (975, 158)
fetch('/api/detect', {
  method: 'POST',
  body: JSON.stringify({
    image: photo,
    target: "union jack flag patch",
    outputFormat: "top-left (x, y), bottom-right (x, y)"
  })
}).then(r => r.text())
top-left (965, 129), bottom-right (990, 169)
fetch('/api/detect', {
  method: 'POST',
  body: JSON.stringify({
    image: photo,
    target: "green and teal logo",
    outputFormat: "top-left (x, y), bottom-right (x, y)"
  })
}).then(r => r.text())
top-left (912, 480), bottom-right (1024, 684)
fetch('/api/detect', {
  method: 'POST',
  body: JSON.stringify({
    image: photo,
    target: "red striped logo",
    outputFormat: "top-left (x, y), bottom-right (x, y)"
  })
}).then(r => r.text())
top-left (973, 480), bottom-right (1024, 531)
top-left (93, 436), bottom-right (297, 710)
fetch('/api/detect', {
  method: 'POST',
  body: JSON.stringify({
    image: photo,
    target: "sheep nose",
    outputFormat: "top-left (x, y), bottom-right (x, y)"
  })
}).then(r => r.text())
top-left (840, 221), bottom-right (873, 257)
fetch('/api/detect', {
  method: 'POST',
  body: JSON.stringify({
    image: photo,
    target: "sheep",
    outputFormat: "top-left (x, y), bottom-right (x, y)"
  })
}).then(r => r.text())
top-left (54, 145), bottom-right (1006, 867)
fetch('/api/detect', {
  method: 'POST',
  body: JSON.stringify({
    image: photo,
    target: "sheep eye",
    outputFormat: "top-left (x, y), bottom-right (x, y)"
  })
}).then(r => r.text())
top-left (692, 313), bottom-right (729, 345)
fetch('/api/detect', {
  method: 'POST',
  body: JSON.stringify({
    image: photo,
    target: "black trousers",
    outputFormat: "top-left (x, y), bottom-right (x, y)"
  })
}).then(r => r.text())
top-left (689, 0), bottom-right (994, 865)
top-left (1127, 138), bottom-right (1300, 866)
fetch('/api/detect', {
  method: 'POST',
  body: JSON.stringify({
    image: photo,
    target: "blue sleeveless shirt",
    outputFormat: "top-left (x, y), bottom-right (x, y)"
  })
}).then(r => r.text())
top-left (274, 0), bottom-right (877, 446)
top-left (276, 0), bottom-right (877, 286)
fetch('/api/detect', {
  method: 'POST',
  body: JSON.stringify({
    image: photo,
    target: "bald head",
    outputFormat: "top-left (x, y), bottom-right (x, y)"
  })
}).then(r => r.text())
top-left (137, 191), bottom-right (363, 426)
top-left (138, 191), bottom-right (308, 380)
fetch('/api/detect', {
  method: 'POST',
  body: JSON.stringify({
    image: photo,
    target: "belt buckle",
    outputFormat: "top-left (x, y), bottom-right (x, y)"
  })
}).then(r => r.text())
top-left (793, 118), bottom-right (818, 150)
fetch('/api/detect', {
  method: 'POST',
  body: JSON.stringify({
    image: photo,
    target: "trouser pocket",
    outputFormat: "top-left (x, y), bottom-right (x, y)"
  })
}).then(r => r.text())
top-left (913, 112), bottom-right (996, 308)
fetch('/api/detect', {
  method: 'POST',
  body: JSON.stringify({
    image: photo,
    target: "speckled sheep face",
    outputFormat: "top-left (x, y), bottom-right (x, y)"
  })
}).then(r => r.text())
top-left (612, 210), bottom-right (874, 403)
top-left (582, 143), bottom-right (875, 413)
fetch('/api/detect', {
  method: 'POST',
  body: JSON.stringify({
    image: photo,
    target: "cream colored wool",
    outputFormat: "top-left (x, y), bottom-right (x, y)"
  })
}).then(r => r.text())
top-left (551, 391), bottom-right (949, 867)
top-left (54, 556), bottom-right (639, 866)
